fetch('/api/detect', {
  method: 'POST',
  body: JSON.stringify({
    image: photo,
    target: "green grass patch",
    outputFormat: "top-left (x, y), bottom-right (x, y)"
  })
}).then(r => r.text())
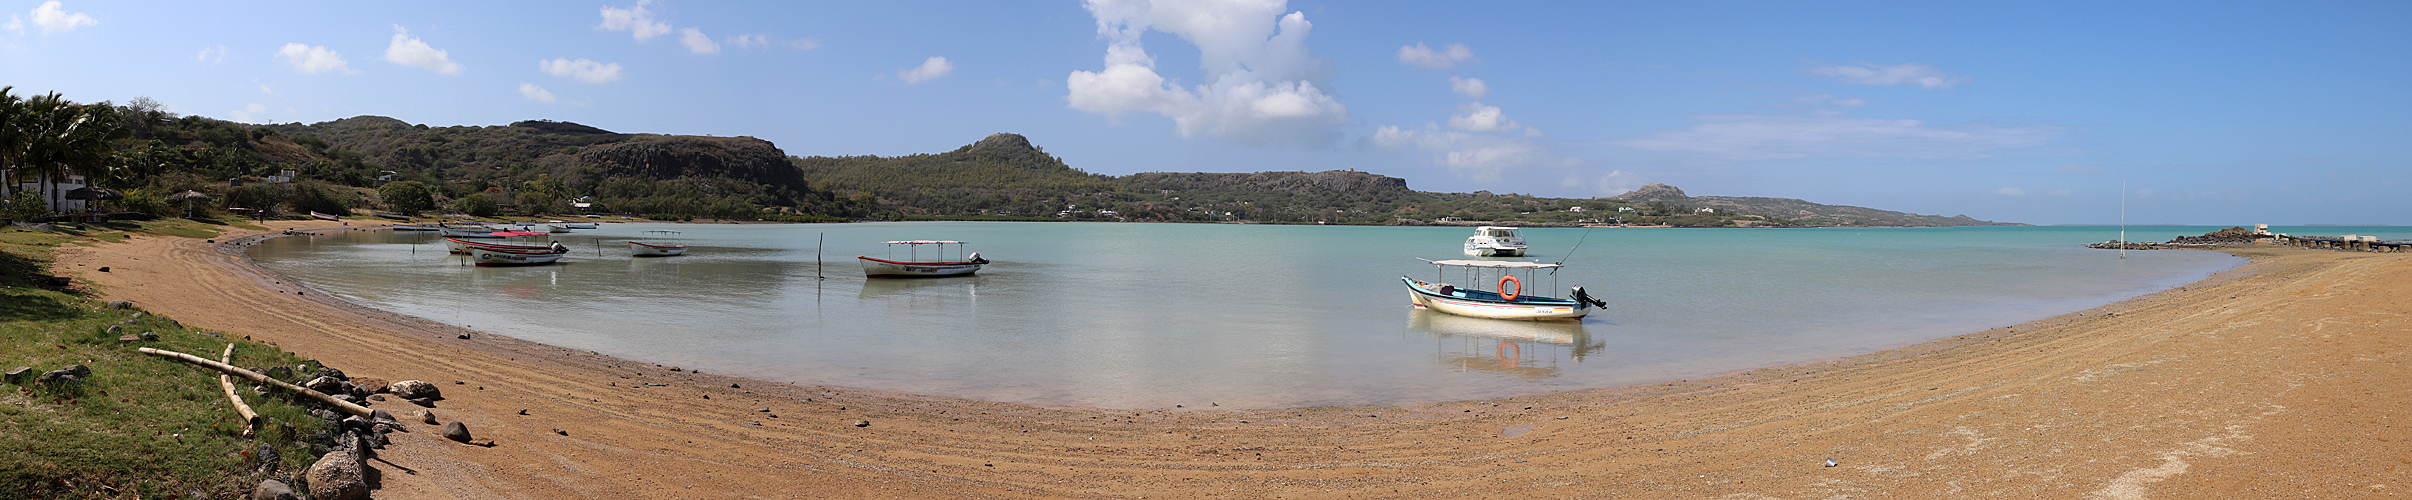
top-left (1, 224), bottom-right (331, 498)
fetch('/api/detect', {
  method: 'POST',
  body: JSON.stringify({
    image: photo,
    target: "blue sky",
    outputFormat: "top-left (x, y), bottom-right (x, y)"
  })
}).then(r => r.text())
top-left (4, 0), bottom-right (2406, 225)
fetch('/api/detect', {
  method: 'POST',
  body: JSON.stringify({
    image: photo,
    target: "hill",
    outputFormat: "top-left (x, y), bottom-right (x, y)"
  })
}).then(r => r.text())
top-left (1608, 184), bottom-right (2023, 227)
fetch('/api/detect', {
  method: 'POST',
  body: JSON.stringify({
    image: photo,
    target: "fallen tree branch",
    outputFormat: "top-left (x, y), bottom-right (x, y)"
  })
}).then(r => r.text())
top-left (216, 343), bottom-right (262, 437)
top-left (137, 347), bottom-right (373, 418)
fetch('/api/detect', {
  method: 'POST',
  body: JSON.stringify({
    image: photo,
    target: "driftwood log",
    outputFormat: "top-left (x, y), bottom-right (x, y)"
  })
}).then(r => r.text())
top-left (216, 344), bottom-right (263, 436)
top-left (137, 347), bottom-right (374, 418)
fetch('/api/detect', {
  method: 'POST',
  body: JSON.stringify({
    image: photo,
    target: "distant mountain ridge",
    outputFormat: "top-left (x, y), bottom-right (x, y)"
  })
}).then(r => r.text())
top-left (1609, 184), bottom-right (2022, 227)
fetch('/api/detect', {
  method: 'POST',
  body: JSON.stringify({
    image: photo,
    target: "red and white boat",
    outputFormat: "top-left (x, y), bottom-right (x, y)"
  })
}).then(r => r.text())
top-left (858, 240), bottom-right (988, 278)
top-left (628, 230), bottom-right (688, 257)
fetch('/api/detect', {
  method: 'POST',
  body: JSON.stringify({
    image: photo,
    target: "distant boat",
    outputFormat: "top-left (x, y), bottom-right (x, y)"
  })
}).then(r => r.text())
top-left (1402, 259), bottom-right (1603, 321)
top-left (309, 211), bottom-right (342, 221)
top-left (374, 211), bottom-right (412, 220)
top-left (557, 223), bottom-right (597, 229)
top-left (628, 230), bottom-right (688, 257)
top-left (859, 240), bottom-right (987, 278)
top-left (1463, 226), bottom-right (1528, 257)
top-left (544, 225), bottom-right (570, 233)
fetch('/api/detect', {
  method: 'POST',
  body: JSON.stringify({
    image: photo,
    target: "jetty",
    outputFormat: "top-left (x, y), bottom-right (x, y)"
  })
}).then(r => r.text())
top-left (2087, 225), bottom-right (2405, 253)
top-left (2272, 233), bottom-right (2406, 252)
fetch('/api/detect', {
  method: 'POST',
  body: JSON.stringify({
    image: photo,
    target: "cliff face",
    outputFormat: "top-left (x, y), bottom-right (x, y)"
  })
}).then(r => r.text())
top-left (576, 135), bottom-right (801, 190)
top-left (1119, 170), bottom-right (1411, 196)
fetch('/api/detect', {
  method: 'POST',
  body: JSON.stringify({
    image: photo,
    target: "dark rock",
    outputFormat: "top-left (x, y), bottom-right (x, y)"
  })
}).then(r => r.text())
top-left (406, 397), bottom-right (436, 407)
top-left (97, 267), bottom-right (110, 272)
top-left (552, 428), bottom-right (567, 436)
top-left (304, 376), bottom-right (346, 394)
top-left (369, 409), bottom-right (395, 422)
top-left (316, 367), bottom-right (347, 381)
top-left (250, 478), bottom-right (298, 500)
top-left (517, 408), bottom-right (529, 415)
top-left (107, 300), bottom-right (130, 309)
top-left (331, 394), bottom-right (361, 405)
top-left (37, 370), bottom-right (78, 385)
top-left (107, 325), bottom-right (123, 336)
top-left (45, 276), bottom-right (70, 287)
top-left (441, 421), bottom-right (472, 443)
top-left (368, 395), bottom-right (385, 402)
top-left (388, 380), bottom-right (441, 400)
top-left (265, 366), bottom-right (294, 381)
top-left (62, 364), bottom-right (90, 378)
top-left (4, 366), bottom-right (30, 384)
top-left (757, 408), bottom-right (771, 412)
top-left (255, 443), bottom-right (281, 472)
top-left (854, 420), bottom-right (870, 427)
top-left (417, 410), bottom-right (439, 425)
top-left (456, 333), bottom-right (471, 340)
top-left (341, 416), bottom-right (371, 433)
top-left (140, 332), bottom-right (158, 341)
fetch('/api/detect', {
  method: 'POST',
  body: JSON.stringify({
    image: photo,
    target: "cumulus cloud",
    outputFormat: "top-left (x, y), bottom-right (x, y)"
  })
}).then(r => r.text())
top-left (1397, 42), bottom-right (1473, 70)
top-left (539, 58), bottom-right (623, 83)
top-left (1808, 62), bottom-right (1969, 89)
top-left (599, 0), bottom-right (672, 42)
top-left (276, 43), bottom-right (355, 75)
top-left (384, 26), bottom-right (463, 75)
top-left (1448, 76), bottom-right (1487, 98)
top-left (519, 83), bottom-right (556, 103)
top-left (28, 1), bottom-right (94, 34)
top-left (196, 45), bottom-right (227, 65)
top-left (1373, 124), bottom-right (1561, 182)
top-left (898, 56), bottom-right (954, 84)
top-left (1066, 0), bottom-right (1350, 147)
top-left (679, 27), bottom-right (719, 54)
top-left (1447, 103), bottom-right (1524, 132)
top-left (1611, 110), bottom-right (2062, 160)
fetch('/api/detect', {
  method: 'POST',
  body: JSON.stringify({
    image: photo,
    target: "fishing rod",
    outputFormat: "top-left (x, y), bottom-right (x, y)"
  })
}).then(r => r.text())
top-left (1548, 227), bottom-right (1597, 274)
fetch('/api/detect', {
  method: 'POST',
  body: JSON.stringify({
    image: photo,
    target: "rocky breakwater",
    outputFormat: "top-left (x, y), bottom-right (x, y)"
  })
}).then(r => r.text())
top-left (2087, 226), bottom-right (2271, 250)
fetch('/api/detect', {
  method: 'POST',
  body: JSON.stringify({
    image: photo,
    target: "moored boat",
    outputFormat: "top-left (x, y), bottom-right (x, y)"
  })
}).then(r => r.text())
top-left (309, 211), bottom-right (342, 221)
top-left (1463, 226), bottom-right (1528, 257)
top-left (467, 245), bottom-right (567, 266)
top-left (628, 230), bottom-right (688, 257)
top-left (444, 233), bottom-right (559, 255)
top-left (1402, 259), bottom-right (1604, 321)
top-left (859, 240), bottom-right (987, 278)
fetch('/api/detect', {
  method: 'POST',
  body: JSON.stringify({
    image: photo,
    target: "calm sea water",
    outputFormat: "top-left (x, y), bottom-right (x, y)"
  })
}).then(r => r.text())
top-left (241, 222), bottom-right (2367, 409)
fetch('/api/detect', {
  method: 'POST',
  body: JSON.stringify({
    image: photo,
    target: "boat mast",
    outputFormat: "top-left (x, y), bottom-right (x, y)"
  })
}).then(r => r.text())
top-left (2119, 181), bottom-right (2127, 261)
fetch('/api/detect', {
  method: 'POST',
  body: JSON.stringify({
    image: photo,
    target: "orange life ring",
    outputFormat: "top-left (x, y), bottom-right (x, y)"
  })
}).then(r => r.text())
top-left (1499, 275), bottom-right (1521, 300)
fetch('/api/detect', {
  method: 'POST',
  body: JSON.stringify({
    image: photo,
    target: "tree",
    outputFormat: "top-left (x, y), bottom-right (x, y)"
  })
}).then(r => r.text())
top-left (378, 180), bottom-right (436, 214)
top-left (456, 192), bottom-right (497, 216)
top-left (11, 92), bottom-right (129, 210)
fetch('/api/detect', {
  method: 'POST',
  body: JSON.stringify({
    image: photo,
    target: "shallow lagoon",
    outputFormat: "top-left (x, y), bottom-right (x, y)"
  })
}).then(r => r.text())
top-left (249, 223), bottom-right (2287, 408)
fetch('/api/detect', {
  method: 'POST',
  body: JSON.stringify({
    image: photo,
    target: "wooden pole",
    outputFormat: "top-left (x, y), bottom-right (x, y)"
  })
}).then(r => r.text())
top-left (216, 343), bottom-right (262, 437)
top-left (137, 347), bottom-right (374, 418)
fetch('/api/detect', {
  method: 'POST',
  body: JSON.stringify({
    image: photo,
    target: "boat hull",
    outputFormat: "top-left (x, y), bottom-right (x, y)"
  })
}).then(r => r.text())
top-left (629, 241), bottom-right (688, 257)
top-left (859, 256), bottom-right (982, 278)
top-left (468, 247), bottom-right (564, 266)
top-left (447, 238), bottom-right (559, 255)
top-left (1402, 277), bottom-right (1586, 321)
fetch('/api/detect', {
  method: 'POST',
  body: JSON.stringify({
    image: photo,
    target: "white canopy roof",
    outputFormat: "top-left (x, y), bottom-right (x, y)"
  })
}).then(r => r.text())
top-left (1422, 259), bottom-right (1561, 269)
top-left (883, 240), bottom-right (964, 245)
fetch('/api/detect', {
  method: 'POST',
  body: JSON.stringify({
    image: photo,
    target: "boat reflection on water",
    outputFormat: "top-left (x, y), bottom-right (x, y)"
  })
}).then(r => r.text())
top-left (858, 275), bottom-right (982, 300)
top-left (1408, 309), bottom-right (1602, 378)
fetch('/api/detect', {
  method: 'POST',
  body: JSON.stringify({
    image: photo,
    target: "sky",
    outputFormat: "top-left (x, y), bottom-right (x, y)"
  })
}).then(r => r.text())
top-left (3, 0), bottom-right (2406, 225)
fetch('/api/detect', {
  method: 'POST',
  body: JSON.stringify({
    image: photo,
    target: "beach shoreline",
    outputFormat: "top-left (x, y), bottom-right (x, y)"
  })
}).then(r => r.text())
top-left (56, 221), bottom-right (2410, 498)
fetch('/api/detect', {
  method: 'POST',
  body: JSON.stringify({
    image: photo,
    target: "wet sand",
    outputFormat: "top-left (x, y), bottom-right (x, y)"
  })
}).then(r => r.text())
top-left (56, 221), bottom-right (2410, 498)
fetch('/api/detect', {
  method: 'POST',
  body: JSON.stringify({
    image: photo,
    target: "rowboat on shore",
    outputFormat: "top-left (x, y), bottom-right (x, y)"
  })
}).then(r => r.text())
top-left (309, 211), bottom-right (342, 221)
top-left (859, 240), bottom-right (988, 278)
top-left (1402, 259), bottom-right (1605, 321)
top-left (628, 230), bottom-right (688, 257)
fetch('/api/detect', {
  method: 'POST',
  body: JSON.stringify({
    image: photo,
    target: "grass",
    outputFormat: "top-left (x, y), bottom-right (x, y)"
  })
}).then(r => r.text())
top-left (1, 225), bottom-right (331, 499)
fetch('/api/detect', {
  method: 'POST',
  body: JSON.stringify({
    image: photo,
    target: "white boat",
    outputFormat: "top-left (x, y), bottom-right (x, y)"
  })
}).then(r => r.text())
top-left (859, 240), bottom-right (988, 278)
top-left (444, 233), bottom-right (559, 255)
top-left (544, 225), bottom-right (570, 233)
top-left (467, 245), bottom-right (566, 267)
top-left (628, 230), bottom-right (688, 257)
top-left (1463, 226), bottom-right (1528, 257)
top-left (309, 211), bottom-right (342, 221)
top-left (1402, 259), bottom-right (1604, 321)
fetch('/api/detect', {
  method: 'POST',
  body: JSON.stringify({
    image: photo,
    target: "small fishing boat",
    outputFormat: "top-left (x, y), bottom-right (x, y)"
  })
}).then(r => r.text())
top-left (1402, 259), bottom-right (1604, 321)
top-left (467, 244), bottom-right (567, 266)
top-left (440, 224), bottom-right (504, 238)
top-left (444, 232), bottom-right (558, 255)
top-left (859, 240), bottom-right (987, 278)
top-left (1463, 226), bottom-right (1527, 257)
top-left (309, 211), bottom-right (342, 221)
top-left (374, 211), bottom-right (412, 220)
top-left (628, 230), bottom-right (688, 257)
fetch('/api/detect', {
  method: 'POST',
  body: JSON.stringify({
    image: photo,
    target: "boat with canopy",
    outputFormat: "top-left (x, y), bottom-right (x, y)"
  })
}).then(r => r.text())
top-left (628, 230), bottom-right (688, 257)
top-left (1401, 259), bottom-right (1605, 321)
top-left (859, 240), bottom-right (988, 278)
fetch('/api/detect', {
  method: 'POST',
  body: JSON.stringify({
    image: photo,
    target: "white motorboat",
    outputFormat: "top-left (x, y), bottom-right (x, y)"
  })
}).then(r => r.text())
top-left (628, 230), bottom-right (688, 257)
top-left (468, 245), bottom-right (567, 266)
top-left (1402, 259), bottom-right (1604, 321)
top-left (1463, 226), bottom-right (1528, 256)
top-left (859, 240), bottom-right (988, 278)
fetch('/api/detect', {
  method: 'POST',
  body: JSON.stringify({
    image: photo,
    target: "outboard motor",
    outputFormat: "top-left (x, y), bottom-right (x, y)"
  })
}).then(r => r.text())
top-left (968, 252), bottom-right (988, 264)
top-left (551, 242), bottom-right (571, 254)
top-left (1571, 286), bottom-right (1607, 308)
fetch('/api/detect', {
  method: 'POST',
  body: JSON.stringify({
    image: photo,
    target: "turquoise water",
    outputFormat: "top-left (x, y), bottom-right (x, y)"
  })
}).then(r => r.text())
top-left (244, 223), bottom-right (2326, 408)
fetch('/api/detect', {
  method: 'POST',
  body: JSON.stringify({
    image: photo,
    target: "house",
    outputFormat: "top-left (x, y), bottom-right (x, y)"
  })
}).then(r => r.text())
top-left (7, 172), bottom-right (94, 212)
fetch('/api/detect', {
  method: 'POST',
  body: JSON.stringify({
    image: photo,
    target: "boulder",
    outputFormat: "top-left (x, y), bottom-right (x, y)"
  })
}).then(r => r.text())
top-left (304, 449), bottom-right (368, 500)
top-left (255, 443), bottom-right (282, 473)
top-left (315, 367), bottom-right (347, 381)
top-left (304, 376), bottom-right (346, 394)
top-left (265, 366), bottom-right (295, 381)
top-left (3, 366), bottom-right (30, 384)
top-left (107, 325), bottom-right (122, 336)
top-left (417, 410), bottom-right (439, 425)
top-left (388, 380), bottom-right (441, 400)
top-left (36, 370), bottom-right (78, 385)
top-left (140, 332), bottom-right (159, 341)
top-left (251, 479), bottom-right (299, 500)
top-left (62, 364), bottom-right (90, 378)
top-left (107, 300), bottom-right (130, 309)
top-left (441, 421), bottom-right (472, 443)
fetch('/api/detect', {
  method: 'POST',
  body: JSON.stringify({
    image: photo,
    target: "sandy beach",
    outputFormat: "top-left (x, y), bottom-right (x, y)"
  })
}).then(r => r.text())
top-left (54, 221), bottom-right (2409, 498)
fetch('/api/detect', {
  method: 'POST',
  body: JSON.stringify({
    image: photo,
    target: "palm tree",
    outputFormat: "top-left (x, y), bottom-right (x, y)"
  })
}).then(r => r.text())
top-left (0, 86), bottom-right (24, 202)
top-left (14, 92), bottom-right (128, 212)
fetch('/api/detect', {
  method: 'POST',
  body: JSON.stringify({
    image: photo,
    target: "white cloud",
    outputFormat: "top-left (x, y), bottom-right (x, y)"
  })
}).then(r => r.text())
top-left (599, 0), bottom-right (672, 42)
top-left (276, 43), bottom-right (355, 75)
top-left (1447, 103), bottom-right (1522, 132)
top-left (679, 27), bottom-right (719, 54)
top-left (1994, 187), bottom-right (2026, 196)
top-left (1448, 76), bottom-right (1487, 98)
top-left (1397, 42), bottom-right (1473, 70)
top-left (1611, 110), bottom-right (2062, 160)
top-left (384, 25), bottom-right (463, 75)
top-left (230, 102), bottom-right (266, 123)
top-left (898, 56), bottom-right (954, 84)
top-left (726, 34), bottom-right (819, 51)
top-left (1373, 124), bottom-right (1560, 182)
top-left (3, 15), bottom-right (19, 35)
top-left (29, 1), bottom-right (95, 34)
top-left (1067, 1), bottom-right (1350, 147)
top-left (1808, 62), bottom-right (1969, 89)
top-left (539, 58), bottom-right (624, 83)
top-left (519, 83), bottom-right (556, 103)
top-left (196, 45), bottom-right (227, 64)
top-left (257, 82), bottom-right (272, 94)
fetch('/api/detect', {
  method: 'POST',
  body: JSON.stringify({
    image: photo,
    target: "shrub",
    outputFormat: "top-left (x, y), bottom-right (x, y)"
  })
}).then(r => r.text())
top-left (457, 193), bottom-right (498, 216)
